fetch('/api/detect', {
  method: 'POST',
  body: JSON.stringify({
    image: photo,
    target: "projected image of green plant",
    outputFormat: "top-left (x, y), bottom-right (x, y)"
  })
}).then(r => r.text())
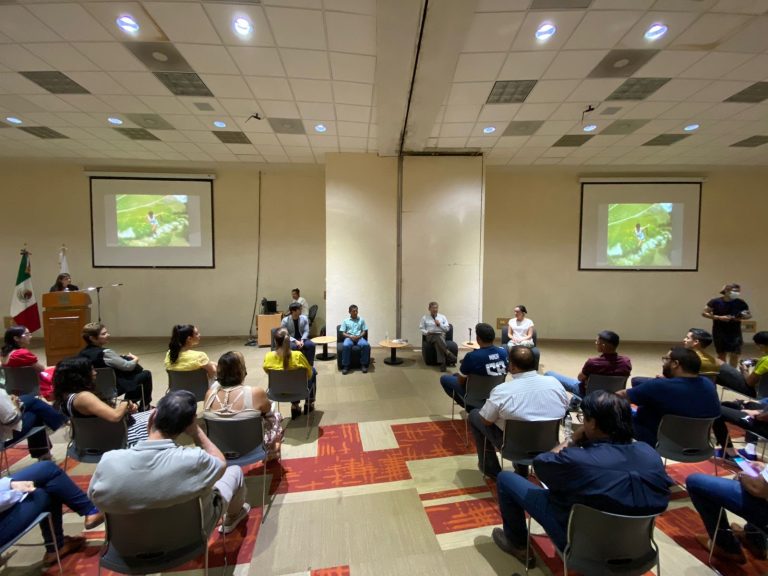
top-left (116, 194), bottom-right (190, 247)
top-left (606, 203), bottom-right (674, 266)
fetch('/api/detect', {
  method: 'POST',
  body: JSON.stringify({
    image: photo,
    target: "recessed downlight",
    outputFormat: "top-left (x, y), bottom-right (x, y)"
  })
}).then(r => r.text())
top-left (644, 23), bottom-right (668, 41)
top-left (233, 17), bottom-right (252, 37)
top-left (213, 120), bottom-right (227, 128)
top-left (5, 116), bottom-right (22, 125)
top-left (107, 117), bottom-right (123, 126)
top-left (314, 123), bottom-right (327, 133)
top-left (535, 23), bottom-right (557, 41)
top-left (483, 126), bottom-right (496, 134)
top-left (116, 15), bottom-right (140, 34)
top-left (583, 124), bottom-right (597, 132)
top-left (683, 123), bottom-right (699, 132)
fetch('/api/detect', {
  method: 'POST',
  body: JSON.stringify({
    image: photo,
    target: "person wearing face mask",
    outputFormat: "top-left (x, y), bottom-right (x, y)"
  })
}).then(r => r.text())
top-left (616, 347), bottom-right (720, 447)
top-left (703, 283), bottom-right (752, 367)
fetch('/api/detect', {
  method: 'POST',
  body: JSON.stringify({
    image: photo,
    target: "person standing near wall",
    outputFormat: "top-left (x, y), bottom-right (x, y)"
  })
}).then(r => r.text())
top-left (703, 283), bottom-right (751, 367)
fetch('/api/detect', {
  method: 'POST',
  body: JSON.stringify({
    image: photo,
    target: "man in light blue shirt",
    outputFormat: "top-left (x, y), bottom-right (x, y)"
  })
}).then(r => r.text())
top-left (340, 304), bottom-right (370, 374)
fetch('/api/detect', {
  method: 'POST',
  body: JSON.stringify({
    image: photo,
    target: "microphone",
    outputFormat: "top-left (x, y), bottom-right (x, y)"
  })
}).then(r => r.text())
top-left (86, 286), bottom-right (104, 291)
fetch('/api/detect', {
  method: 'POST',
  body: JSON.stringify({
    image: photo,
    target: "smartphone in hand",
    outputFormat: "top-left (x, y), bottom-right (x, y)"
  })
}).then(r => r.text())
top-left (734, 457), bottom-right (759, 478)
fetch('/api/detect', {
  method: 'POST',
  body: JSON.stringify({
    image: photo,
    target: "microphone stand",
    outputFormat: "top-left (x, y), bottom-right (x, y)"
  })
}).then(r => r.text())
top-left (86, 283), bottom-right (123, 323)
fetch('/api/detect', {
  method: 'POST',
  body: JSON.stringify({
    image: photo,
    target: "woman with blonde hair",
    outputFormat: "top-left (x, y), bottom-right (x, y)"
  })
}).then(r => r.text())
top-left (204, 351), bottom-right (283, 460)
top-left (263, 328), bottom-right (317, 420)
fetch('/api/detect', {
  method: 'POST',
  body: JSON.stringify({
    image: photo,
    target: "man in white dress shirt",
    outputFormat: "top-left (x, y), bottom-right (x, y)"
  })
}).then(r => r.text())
top-left (290, 288), bottom-right (309, 317)
top-left (419, 302), bottom-right (457, 371)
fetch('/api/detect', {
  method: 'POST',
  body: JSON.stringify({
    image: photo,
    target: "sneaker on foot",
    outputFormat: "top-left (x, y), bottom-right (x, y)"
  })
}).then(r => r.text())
top-left (738, 448), bottom-right (759, 461)
top-left (732, 523), bottom-right (768, 560)
top-left (43, 536), bottom-right (86, 567)
top-left (220, 503), bottom-right (251, 534)
top-left (492, 528), bottom-right (535, 568)
top-left (361, 365), bottom-right (368, 373)
top-left (342, 368), bottom-right (349, 375)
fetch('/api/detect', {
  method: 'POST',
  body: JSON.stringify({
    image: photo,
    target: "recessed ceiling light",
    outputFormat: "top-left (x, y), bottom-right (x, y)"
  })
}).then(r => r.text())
top-left (233, 17), bottom-right (252, 37)
top-left (583, 124), bottom-right (597, 132)
top-left (5, 116), bottom-right (22, 125)
top-left (644, 23), bottom-right (668, 41)
top-left (213, 120), bottom-right (227, 128)
top-left (535, 23), bottom-right (557, 41)
top-left (483, 126), bottom-right (496, 134)
top-left (116, 15), bottom-right (140, 34)
top-left (107, 117), bottom-right (123, 126)
top-left (314, 123), bottom-right (327, 133)
top-left (683, 123), bottom-right (699, 132)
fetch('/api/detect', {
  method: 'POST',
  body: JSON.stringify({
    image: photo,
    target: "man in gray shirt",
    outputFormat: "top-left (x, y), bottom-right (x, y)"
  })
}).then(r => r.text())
top-left (419, 301), bottom-right (457, 371)
top-left (88, 390), bottom-right (249, 535)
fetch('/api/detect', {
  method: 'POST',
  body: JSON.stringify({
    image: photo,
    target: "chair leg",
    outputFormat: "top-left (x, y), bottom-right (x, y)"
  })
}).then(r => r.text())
top-left (261, 458), bottom-right (268, 524)
top-left (709, 507), bottom-right (726, 564)
top-left (526, 514), bottom-right (532, 575)
top-left (47, 514), bottom-right (63, 575)
top-left (0, 449), bottom-right (8, 477)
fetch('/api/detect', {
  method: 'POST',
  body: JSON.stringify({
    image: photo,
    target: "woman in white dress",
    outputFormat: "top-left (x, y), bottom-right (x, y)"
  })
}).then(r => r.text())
top-left (507, 305), bottom-right (535, 349)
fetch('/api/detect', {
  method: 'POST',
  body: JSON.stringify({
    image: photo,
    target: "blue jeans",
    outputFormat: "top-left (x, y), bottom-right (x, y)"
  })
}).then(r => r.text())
top-left (13, 395), bottom-right (67, 458)
top-left (342, 337), bottom-right (370, 368)
top-left (440, 375), bottom-right (466, 407)
top-left (291, 339), bottom-right (315, 365)
top-left (544, 371), bottom-right (581, 396)
top-left (497, 469), bottom-right (568, 551)
top-left (0, 461), bottom-right (97, 552)
top-left (687, 473), bottom-right (768, 553)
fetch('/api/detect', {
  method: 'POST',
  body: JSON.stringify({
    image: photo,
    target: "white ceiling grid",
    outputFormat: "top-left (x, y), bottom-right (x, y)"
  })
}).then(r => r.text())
top-left (0, 0), bottom-right (765, 166)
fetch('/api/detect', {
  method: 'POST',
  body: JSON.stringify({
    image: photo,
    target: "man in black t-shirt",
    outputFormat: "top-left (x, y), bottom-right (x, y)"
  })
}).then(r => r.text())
top-left (703, 283), bottom-right (751, 367)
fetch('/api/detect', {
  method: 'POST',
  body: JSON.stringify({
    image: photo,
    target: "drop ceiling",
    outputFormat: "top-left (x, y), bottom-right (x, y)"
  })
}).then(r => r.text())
top-left (0, 0), bottom-right (766, 167)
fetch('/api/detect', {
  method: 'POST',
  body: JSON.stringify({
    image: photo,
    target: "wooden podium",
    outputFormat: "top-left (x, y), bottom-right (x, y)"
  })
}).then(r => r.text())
top-left (257, 313), bottom-right (282, 347)
top-left (42, 292), bottom-right (91, 366)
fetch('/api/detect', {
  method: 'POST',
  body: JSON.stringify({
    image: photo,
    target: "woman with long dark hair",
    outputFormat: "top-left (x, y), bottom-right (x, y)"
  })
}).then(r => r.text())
top-left (49, 273), bottom-right (79, 292)
top-left (1, 326), bottom-right (55, 399)
top-left (263, 328), bottom-right (317, 420)
top-left (164, 324), bottom-right (216, 380)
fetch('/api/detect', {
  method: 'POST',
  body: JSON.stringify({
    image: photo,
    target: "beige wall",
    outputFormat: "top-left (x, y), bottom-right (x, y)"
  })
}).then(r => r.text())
top-left (483, 167), bottom-right (767, 342)
top-left (0, 161), bottom-right (325, 337)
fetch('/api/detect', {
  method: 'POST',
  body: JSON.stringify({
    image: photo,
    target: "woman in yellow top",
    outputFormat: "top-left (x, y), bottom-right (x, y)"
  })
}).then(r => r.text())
top-left (164, 324), bottom-right (217, 381)
top-left (263, 328), bottom-right (317, 420)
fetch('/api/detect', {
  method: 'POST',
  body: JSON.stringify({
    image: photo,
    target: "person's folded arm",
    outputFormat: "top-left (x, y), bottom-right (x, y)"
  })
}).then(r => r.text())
top-left (102, 348), bottom-right (136, 371)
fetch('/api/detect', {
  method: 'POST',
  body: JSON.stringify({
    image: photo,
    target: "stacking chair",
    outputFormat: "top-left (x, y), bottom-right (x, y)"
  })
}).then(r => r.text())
top-left (451, 374), bottom-right (505, 445)
top-left (267, 369), bottom-right (312, 435)
top-left (167, 369), bottom-right (209, 402)
top-left (4, 366), bottom-right (40, 396)
top-left (758, 373), bottom-right (768, 400)
top-left (498, 418), bottom-right (561, 472)
top-left (98, 497), bottom-right (213, 575)
top-left (655, 414), bottom-right (718, 477)
top-left (64, 416), bottom-right (127, 468)
top-left (1, 425), bottom-right (47, 476)
top-left (519, 503), bottom-right (661, 575)
top-left (94, 368), bottom-right (118, 404)
top-left (584, 374), bottom-right (628, 395)
top-left (308, 304), bottom-right (318, 327)
top-left (708, 507), bottom-right (768, 569)
top-left (204, 416), bottom-right (269, 522)
top-left (0, 512), bottom-right (62, 574)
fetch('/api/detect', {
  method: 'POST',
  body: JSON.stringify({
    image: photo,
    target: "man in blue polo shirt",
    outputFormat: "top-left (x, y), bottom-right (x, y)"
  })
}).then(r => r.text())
top-left (439, 322), bottom-right (508, 409)
top-left (340, 304), bottom-right (370, 375)
top-left (617, 346), bottom-right (720, 446)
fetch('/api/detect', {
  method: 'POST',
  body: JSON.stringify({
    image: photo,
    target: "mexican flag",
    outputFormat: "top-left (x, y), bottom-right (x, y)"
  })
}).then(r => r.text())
top-left (10, 251), bottom-right (41, 332)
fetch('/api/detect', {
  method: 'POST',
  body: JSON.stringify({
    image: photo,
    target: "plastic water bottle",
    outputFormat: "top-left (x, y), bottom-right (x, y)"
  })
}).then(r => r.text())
top-left (564, 412), bottom-right (573, 442)
top-left (385, 331), bottom-right (389, 342)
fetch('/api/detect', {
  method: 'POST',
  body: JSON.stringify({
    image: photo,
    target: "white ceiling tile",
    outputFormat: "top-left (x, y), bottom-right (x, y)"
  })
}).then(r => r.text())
top-left (329, 52), bottom-right (375, 83)
top-left (647, 78), bottom-right (710, 100)
top-left (635, 50), bottom-right (707, 77)
top-left (143, 2), bottom-right (222, 44)
top-left (0, 73), bottom-right (48, 94)
top-left (514, 102), bottom-right (558, 120)
top-left (59, 112), bottom-right (109, 127)
top-left (58, 94), bottom-right (114, 113)
top-left (98, 94), bottom-right (153, 113)
top-left (526, 79), bottom-right (579, 102)
top-left (658, 101), bottom-right (714, 119)
top-left (324, 0), bottom-right (376, 15)
top-left (696, 102), bottom-right (754, 120)
top-left (26, 4), bottom-right (113, 41)
top-left (278, 133), bottom-right (309, 146)
top-left (139, 96), bottom-right (190, 114)
top-left (309, 134), bottom-right (338, 149)
top-left (245, 133), bottom-right (281, 145)
top-left (110, 72), bottom-right (169, 96)
top-left (337, 120), bottom-right (368, 137)
top-left (724, 54), bottom-right (768, 81)
top-left (453, 53), bottom-right (506, 82)
top-left (246, 76), bottom-right (293, 99)
top-left (622, 101), bottom-right (676, 118)
top-left (543, 50), bottom-right (608, 79)
top-left (229, 47), bottom-right (285, 76)
top-left (281, 49), bottom-right (330, 79)
top-left (633, 118), bottom-right (679, 133)
top-left (176, 45), bottom-right (240, 75)
top-left (593, 0), bottom-right (654, 10)
top-left (439, 123), bottom-right (474, 138)
top-left (203, 4), bottom-right (274, 47)
top-left (717, 15), bottom-right (768, 53)
top-left (260, 100), bottom-right (300, 117)
top-left (551, 101), bottom-right (598, 120)
top-left (72, 43), bottom-right (145, 72)
top-left (476, 0), bottom-right (530, 12)
top-left (83, 3), bottom-right (167, 43)
top-left (237, 115), bottom-right (274, 133)
top-left (219, 98), bottom-right (263, 117)
top-left (24, 43), bottom-right (98, 71)
top-left (447, 82), bottom-right (493, 105)
top-left (265, 7), bottom-right (326, 50)
top-left (24, 94), bottom-right (78, 112)
top-left (22, 112), bottom-right (69, 126)
top-left (566, 78), bottom-right (624, 101)
top-left (0, 6), bottom-right (60, 43)
top-left (290, 78), bottom-right (333, 102)
top-left (498, 51), bottom-right (557, 80)
top-left (297, 101), bottom-right (335, 118)
top-left (199, 74), bottom-right (252, 99)
top-left (730, 103), bottom-right (768, 121)
top-left (334, 103), bottom-right (369, 122)
top-left (617, 11), bottom-right (701, 50)
top-left (511, 12), bottom-right (587, 52)
top-left (326, 12), bottom-right (375, 55)
top-left (680, 52), bottom-right (753, 79)
top-left (478, 104), bottom-right (521, 121)
top-left (443, 105), bottom-right (481, 123)
top-left (66, 72), bottom-right (125, 95)
top-left (332, 81), bottom-right (372, 105)
top-left (564, 11), bottom-right (644, 50)
top-left (690, 80), bottom-right (754, 102)
top-left (0, 45), bottom-right (51, 71)
top-left (538, 120), bottom-right (578, 135)
top-left (463, 12), bottom-right (525, 53)
top-left (670, 13), bottom-right (750, 48)
top-left (179, 97), bottom-right (226, 115)
top-left (437, 137), bottom-right (467, 148)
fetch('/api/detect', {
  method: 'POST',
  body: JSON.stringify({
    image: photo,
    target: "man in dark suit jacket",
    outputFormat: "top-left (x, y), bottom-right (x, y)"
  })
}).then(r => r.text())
top-left (281, 302), bottom-right (315, 365)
